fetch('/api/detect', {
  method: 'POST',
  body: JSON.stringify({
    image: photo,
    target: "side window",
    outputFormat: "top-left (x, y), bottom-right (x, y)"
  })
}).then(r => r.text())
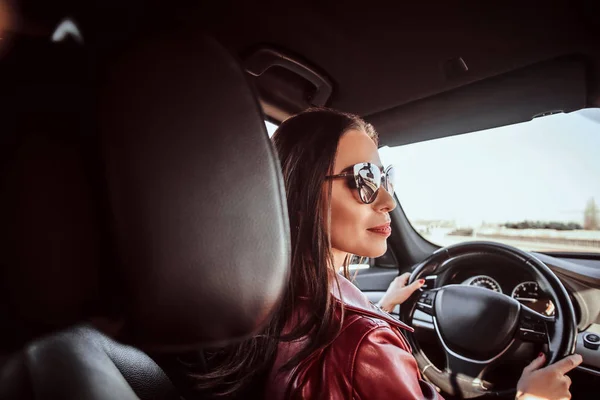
top-left (265, 121), bottom-right (278, 137)
top-left (338, 256), bottom-right (370, 275)
top-left (349, 255), bottom-right (370, 271)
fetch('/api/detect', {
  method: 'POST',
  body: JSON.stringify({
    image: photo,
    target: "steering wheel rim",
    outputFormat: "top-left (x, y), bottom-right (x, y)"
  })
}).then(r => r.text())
top-left (400, 241), bottom-right (577, 398)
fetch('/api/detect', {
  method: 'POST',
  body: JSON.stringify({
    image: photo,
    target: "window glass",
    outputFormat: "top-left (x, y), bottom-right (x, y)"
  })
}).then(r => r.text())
top-left (379, 108), bottom-right (600, 253)
top-left (265, 121), bottom-right (278, 137)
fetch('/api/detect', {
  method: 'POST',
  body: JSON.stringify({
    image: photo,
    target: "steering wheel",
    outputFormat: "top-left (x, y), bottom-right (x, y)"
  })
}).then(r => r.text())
top-left (400, 242), bottom-right (577, 398)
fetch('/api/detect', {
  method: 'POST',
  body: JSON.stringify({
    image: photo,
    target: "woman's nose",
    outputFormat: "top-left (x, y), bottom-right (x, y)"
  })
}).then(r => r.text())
top-left (374, 186), bottom-right (396, 212)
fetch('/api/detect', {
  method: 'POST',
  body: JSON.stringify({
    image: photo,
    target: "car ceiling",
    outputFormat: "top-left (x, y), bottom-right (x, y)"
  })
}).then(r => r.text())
top-left (197, 0), bottom-right (600, 119)
top-left (4, 0), bottom-right (600, 123)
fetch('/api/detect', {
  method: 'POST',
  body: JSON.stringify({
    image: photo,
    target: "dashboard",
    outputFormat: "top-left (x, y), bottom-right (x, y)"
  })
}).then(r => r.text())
top-left (459, 274), bottom-right (555, 316)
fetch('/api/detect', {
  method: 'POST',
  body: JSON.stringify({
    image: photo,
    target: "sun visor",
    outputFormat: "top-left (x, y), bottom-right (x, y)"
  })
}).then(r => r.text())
top-left (369, 57), bottom-right (588, 146)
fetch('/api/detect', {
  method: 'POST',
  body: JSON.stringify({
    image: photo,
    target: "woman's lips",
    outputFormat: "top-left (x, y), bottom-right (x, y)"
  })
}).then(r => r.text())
top-left (367, 223), bottom-right (392, 237)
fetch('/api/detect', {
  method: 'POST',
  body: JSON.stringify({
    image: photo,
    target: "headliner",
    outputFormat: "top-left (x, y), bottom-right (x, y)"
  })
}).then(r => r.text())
top-left (199, 0), bottom-right (600, 117)
top-left (5, 0), bottom-right (600, 127)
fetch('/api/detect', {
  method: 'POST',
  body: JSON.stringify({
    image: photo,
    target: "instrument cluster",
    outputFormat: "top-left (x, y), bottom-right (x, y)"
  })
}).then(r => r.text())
top-left (461, 275), bottom-right (555, 316)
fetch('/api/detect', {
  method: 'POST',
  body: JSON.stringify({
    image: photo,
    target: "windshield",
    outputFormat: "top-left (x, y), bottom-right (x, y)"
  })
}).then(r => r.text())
top-left (379, 108), bottom-right (600, 254)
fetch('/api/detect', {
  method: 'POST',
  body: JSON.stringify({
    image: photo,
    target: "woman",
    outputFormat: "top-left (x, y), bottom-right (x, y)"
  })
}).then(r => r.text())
top-left (179, 108), bottom-right (580, 399)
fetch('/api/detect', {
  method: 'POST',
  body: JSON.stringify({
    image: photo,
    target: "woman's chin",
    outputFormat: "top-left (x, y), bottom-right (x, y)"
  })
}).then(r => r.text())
top-left (354, 245), bottom-right (387, 259)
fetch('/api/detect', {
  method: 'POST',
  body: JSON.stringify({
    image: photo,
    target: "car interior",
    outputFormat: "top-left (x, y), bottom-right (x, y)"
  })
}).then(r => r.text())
top-left (1, 0), bottom-right (599, 399)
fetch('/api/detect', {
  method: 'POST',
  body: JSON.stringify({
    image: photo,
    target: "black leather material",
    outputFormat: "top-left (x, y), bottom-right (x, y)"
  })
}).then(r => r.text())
top-left (435, 285), bottom-right (520, 359)
top-left (0, 27), bottom-right (289, 400)
top-left (98, 30), bottom-right (290, 350)
top-left (0, 30), bottom-right (290, 350)
top-left (0, 325), bottom-right (180, 400)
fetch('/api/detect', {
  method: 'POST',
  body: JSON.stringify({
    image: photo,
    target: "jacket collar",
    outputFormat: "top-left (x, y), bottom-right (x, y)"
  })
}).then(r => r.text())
top-left (331, 274), bottom-right (414, 332)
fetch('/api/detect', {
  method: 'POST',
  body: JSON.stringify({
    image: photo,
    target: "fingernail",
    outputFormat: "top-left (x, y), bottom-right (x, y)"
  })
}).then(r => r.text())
top-left (419, 279), bottom-right (425, 284)
top-left (538, 352), bottom-right (545, 358)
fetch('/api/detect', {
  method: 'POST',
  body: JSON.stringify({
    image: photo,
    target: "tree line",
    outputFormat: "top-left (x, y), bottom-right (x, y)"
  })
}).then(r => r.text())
top-left (505, 198), bottom-right (598, 231)
top-left (503, 221), bottom-right (583, 231)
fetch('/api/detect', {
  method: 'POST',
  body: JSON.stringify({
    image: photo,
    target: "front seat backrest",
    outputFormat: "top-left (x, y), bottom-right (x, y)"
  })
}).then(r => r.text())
top-left (98, 28), bottom-right (290, 350)
top-left (0, 18), bottom-right (290, 400)
top-left (0, 26), bottom-right (289, 353)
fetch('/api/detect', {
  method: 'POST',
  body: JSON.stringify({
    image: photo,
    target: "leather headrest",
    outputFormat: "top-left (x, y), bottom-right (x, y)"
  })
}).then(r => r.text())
top-left (0, 30), bottom-right (290, 351)
top-left (99, 31), bottom-right (290, 350)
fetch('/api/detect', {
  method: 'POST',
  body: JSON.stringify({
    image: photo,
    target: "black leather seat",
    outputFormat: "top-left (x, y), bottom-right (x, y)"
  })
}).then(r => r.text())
top-left (0, 326), bottom-right (181, 400)
top-left (0, 22), bottom-right (289, 400)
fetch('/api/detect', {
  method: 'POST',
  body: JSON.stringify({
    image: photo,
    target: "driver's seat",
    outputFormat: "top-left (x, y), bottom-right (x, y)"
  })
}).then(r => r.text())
top-left (0, 23), bottom-right (289, 400)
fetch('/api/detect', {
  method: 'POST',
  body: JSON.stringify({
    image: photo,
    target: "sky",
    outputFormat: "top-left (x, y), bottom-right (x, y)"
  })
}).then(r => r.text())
top-left (379, 108), bottom-right (600, 226)
top-left (265, 109), bottom-right (600, 227)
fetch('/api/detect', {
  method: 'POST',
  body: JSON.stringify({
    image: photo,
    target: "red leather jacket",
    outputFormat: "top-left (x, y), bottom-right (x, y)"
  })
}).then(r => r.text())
top-left (265, 275), bottom-right (443, 399)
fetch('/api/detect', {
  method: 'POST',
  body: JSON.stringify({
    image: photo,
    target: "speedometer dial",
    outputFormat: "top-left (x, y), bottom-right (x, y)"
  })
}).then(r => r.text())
top-left (512, 281), bottom-right (555, 316)
top-left (462, 275), bottom-right (502, 293)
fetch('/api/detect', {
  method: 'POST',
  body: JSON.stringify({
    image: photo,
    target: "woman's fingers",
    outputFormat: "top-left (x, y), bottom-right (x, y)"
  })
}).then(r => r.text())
top-left (406, 279), bottom-right (425, 294)
top-left (551, 354), bottom-right (583, 375)
top-left (517, 353), bottom-right (580, 399)
top-left (379, 274), bottom-right (426, 310)
top-left (396, 272), bottom-right (410, 286)
top-left (523, 352), bottom-right (546, 374)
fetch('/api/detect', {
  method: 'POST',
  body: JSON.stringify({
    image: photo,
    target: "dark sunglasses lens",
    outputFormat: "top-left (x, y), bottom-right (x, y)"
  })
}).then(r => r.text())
top-left (355, 164), bottom-right (381, 203)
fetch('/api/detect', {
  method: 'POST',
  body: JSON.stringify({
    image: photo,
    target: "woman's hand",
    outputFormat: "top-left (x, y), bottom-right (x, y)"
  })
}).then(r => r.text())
top-left (516, 353), bottom-right (582, 400)
top-left (377, 273), bottom-right (425, 312)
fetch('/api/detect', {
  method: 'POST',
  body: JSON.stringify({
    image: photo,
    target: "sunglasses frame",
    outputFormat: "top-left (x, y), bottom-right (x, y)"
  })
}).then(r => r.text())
top-left (326, 162), bottom-right (395, 204)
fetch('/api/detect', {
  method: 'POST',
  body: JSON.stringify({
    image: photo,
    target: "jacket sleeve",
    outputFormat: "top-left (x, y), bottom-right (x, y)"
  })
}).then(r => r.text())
top-left (351, 325), bottom-right (443, 400)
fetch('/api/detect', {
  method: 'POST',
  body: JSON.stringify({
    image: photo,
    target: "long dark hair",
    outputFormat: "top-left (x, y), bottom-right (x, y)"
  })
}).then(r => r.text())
top-left (183, 108), bottom-right (378, 397)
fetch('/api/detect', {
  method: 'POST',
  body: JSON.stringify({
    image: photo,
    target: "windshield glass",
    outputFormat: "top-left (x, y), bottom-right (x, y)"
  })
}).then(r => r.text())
top-left (379, 108), bottom-right (600, 254)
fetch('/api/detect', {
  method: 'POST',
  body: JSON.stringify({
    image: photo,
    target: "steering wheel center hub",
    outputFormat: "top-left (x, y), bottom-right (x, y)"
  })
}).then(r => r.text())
top-left (435, 285), bottom-right (520, 360)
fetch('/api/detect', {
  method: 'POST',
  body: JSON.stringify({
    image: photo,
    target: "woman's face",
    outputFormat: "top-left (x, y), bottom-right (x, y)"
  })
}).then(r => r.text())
top-left (329, 129), bottom-right (396, 265)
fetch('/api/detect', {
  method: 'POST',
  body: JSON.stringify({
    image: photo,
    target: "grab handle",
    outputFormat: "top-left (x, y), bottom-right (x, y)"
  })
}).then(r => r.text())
top-left (245, 47), bottom-right (333, 107)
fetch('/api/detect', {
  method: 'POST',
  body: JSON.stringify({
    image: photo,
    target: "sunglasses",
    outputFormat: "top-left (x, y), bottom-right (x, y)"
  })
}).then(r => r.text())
top-left (326, 163), bottom-right (395, 204)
